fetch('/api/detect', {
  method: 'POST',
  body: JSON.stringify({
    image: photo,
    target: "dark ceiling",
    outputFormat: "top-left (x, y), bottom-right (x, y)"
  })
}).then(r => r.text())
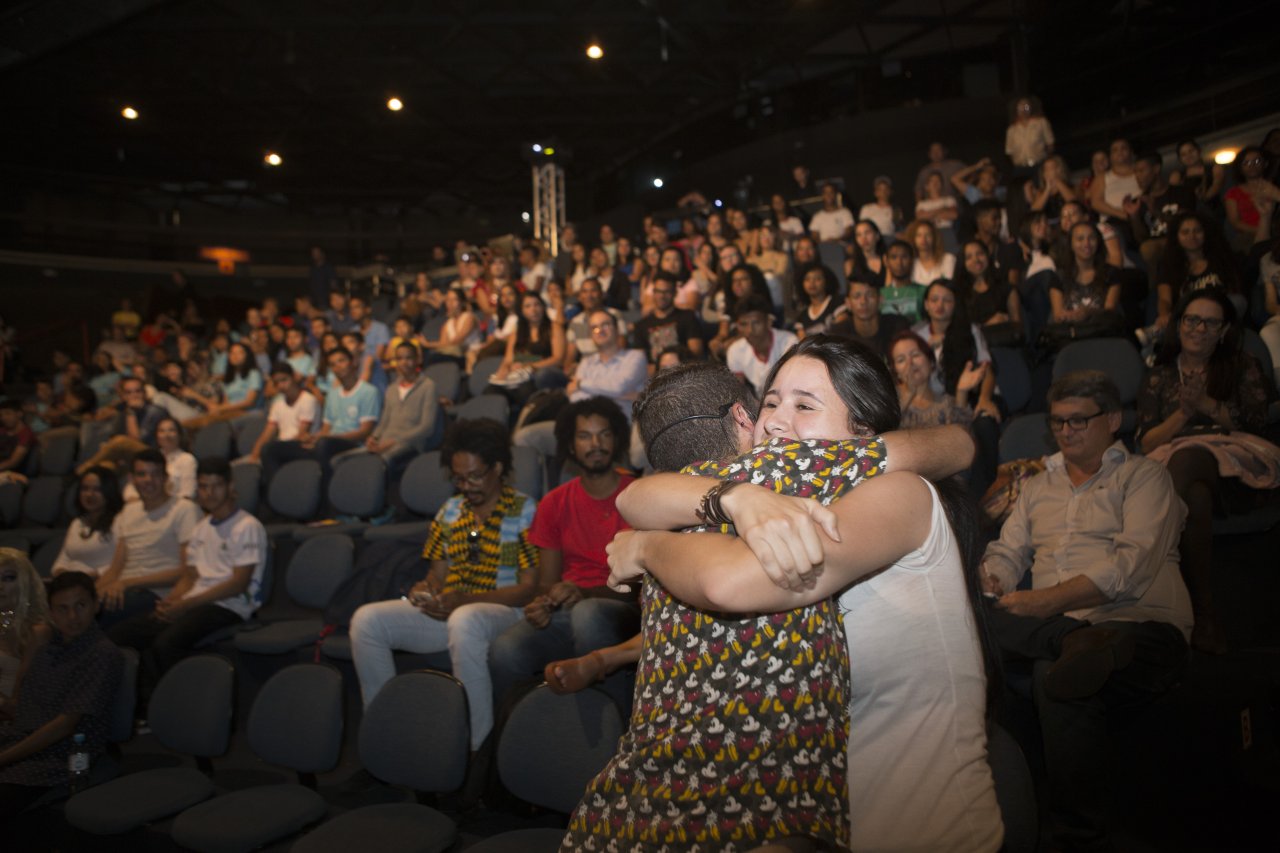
top-left (0, 0), bottom-right (1277, 230)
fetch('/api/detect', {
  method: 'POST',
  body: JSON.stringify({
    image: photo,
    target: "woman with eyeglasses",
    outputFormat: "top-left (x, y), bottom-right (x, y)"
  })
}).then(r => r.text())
top-left (1136, 288), bottom-right (1275, 653)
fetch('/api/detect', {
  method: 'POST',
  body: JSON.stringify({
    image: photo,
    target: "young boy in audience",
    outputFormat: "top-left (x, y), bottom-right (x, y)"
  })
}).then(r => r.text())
top-left (0, 571), bottom-right (123, 819)
top-left (0, 400), bottom-right (36, 473)
top-left (244, 363), bottom-right (319, 465)
top-left (282, 326), bottom-right (315, 381)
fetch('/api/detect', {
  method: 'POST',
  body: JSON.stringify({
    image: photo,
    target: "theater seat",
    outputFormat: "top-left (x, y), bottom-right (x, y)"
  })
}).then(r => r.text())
top-left (363, 451), bottom-right (453, 544)
top-left (66, 654), bottom-right (234, 835)
top-left (234, 534), bottom-right (354, 655)
top-left (291, 670), bottom-right (468, 853)
top-left (171, 663), bottom-right (343, 853)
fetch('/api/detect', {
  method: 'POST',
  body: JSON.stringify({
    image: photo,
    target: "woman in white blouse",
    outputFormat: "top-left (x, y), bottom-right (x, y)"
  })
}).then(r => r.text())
top-left (121, 416), bottom-right (197, 503)
top-left (906, 219), bottom-right (956, 286)
top-left (52, 466), bottom-right (125, 577)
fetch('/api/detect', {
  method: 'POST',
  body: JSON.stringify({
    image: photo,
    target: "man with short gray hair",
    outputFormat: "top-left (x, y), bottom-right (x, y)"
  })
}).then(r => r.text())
top-left (981, 368), bottom-right (1191, 852)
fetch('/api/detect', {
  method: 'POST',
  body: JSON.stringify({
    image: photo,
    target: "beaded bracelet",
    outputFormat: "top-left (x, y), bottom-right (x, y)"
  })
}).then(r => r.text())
top-left (695, 479), bottom-right (743, 527)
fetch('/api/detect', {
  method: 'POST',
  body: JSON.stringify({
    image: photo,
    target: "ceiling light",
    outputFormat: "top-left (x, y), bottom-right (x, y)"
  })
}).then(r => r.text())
top-left (531, 143), bottom-right (543, 153)
top-left (521, 211), bottom-right (531, 223)
top-left (586, 43), bottom-right (604, 60)
top-left (1213, 148), bottom-right (1237, 165)
top-left (652, 178), bottom-right (664, 188)
top-left (121, 106), bottom-right (139, 120)
top-left (264, 152), bottom-right (283, 166)
top-left (713, 199), bottom-right (723, 207)
top-left (544, 146), bottom-right (555, 156)
top-left (387, 97), bottom-right (403, 111)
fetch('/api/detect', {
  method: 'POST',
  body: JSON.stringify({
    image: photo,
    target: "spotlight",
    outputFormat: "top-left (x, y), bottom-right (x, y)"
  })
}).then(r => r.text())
top-left (652, 178), bottom-right (664, 188)
top-left (522, 211), bottom-right (531, 223)
top-left (532, 143), bottom-right (543, 153)
top-left (121, 106), bottom-right (139, 120)
top-left (387, 97), bottom-right (404, 111)
top-left (264, 152), bottom-right (283, 166)
top-left (713, 199), bottom-right (723, 207)
top-left (586, 43), bottom-right (604, 60)
top-left (544, 147), bottom-right (556, 156)
top-left (1213, 149), bottom-right (1237, 165)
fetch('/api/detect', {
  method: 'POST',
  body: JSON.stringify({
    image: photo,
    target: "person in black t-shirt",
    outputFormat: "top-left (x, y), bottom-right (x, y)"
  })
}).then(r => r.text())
top-left (630, 274), bottom-right (705, 365)
top-left (1126, 154), bottom-right (1198, 276)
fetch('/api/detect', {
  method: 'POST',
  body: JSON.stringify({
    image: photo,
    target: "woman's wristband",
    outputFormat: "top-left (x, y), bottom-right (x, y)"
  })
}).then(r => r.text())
top-left (696, 479), bottom-right (744, 527)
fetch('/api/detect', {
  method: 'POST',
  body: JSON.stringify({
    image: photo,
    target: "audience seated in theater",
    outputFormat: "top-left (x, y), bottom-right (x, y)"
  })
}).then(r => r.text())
top-left (52, 468), bottom-right (124, 579)
top-left (728, 208), bottom-right (758, 259)
top-left (340, 329), bottom-right (385, 394)
top-left (766, 192), bottom-right (806, 250)
top-left (892, 330), bottom-right (983, 430)
top-left (491, 397), bottom-right (641, 713)
top-left (0, 400), bottom-right (35, 474)
top-left (684, 242), bottom-right (718, 314)
top-left (748, 223), bottom-right (791, 304)
top-left (790, 262), bottom-right (846, 339)
top-left (94, 449), bottom-right (200, 630)
top-left (326, 289), bottom-right (355, 334)
top-left (0, 549), bottom-right (51, 714)
top-left (951, 157), bottom-right (1007, 207)
top-left (281, 326), bottom-right (315, 382)
top-left (244, 363), bottom-right (319, 466)
top-left (1168, 139), bottom-right (1225, 206)
top-left (109, 457), bottom-right (267, 699)
top-left (564, 279), bottom-right (629, 374)
top-left (0, 569), bottom-right (123, 820)
top-left (598, 223), bottom-right (619, 266)
top-left (565, 243), bottom-right (590, 295)
top-left (518, 244), bottom-right (549, 294)
top-left (971, 198), bottom-right (1021, 290)
top-left (982, 370), bottom-right (1191, 853)
top-left (122, 417), bottom-right (196, 503)
top-left (630, 273), bottom-right (704, 366)
top-left (906, 219), bottom-right (956, 286)
top-left (349, 418), bottom-right (539, 754)
top-left (808, 182), bottom-right (855, 244)
top-left (309, 331), bottom-right (341, 398)
top-left (1089, 138), bottom-right (1140, 245)
top-left (1136, 288), bottom-right (1277, 654)
top-left (879, 239), bottom-right (926, 323)
top-left (726, 295), bottom-right (798, 397)
top-left (75, 376), bottom-right (167, 476)
top-left (261, 345), bottom-right (379, 492)
top-left (1254, 200), bottom-right (1280, 381)
top-left (827, 279), bottom-right (909, 358)
top-left (486, 292), bottom-right (567, 411)
top-left (336, 341), bottom-right (438, 477)
top-left (565, 311), bottom-right (647, 412)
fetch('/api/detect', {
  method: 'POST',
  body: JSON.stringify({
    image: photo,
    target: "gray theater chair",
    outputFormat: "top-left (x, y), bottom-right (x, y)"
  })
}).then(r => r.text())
top-left (0, 479), bottom-right (21, 527)
top-left (234, 534), bottom-right (354, 655)
top-left (38, 428), bottom-right (78, 476)
top-left (468, 355), bottom-right (505, 398)
top-left (1051, 337), bottom-right (1144, 433)
top-left (423, 361), bottom-right (461, 403)
top-left (65, 654), bottom-right (235, 835)
top-left (3, 476), bottom-right (68, 546)
top-left (511, 444), bottom-right (545, 501)
top-left (363, 451), bottom-right (454, 544)
top-left (290, 670), bottom-right (468, 853)
top-left (231, 411), bottom-right (268, 456)
top-left (231, 461), bottom-right (260, 515)
top-left (990, 346), bottom-right (1033, 416)
top-left (455, 393), bottom-right (509, 425)
top-left (191, 420), bottom-right (234, 462)
top-left (171, 663), bottom-right (344, 853)
top-left (294, 452), bottom-right (386, 540)
top-left (266, 459), bottom-right (323, 538)
top-left (998, 414), bottom-right (1056, 465)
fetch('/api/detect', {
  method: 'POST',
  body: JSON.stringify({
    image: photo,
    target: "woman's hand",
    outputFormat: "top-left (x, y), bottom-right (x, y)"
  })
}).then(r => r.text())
top-left (956, 360), bottom-right (988, 396)
top-left (720, 487), bottom-right (840, 592)
top-left (606, 530), bottom-right (647, 594)
top-left (975, 396), bottom-right (1002, 422)
top-left (984, 312), bottom-right (1011, 325)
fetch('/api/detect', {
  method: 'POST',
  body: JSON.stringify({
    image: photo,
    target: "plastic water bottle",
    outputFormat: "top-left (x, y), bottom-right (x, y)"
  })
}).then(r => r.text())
top-left (68, 732), bottom-right (90, 794)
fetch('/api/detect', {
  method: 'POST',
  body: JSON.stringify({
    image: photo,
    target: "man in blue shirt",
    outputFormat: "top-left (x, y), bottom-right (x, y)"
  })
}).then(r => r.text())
top-left (260, 347), bottom-right (381, 499)
top-left (348, 296), bottom-right (391, 392)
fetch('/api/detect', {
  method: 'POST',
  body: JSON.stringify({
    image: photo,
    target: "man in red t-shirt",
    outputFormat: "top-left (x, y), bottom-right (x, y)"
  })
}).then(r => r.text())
top-left (489, 396), bottom-right (640, 711)
top-left (0, 399), bottom-right (36, 472)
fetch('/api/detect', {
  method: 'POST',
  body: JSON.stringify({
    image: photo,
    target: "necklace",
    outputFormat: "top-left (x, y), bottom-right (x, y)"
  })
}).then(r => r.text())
top-left (0, 608), bottom-right (14, 638)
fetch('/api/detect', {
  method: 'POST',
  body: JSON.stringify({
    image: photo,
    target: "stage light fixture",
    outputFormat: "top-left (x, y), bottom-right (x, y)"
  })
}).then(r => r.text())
top-left (652, 178), bottom-right (664, 188)
top-left (264, 152), bottom-right (283, 166)
top-left (586, 43), bottom-right (604, 60)
top-left (387, 97), bottom-right (404, 111)
top-left (522, 211), bottom-right (531, 223)
top-left (544, 147), bottom-right (556, 156)
top-left (532, 143), bottom-right (543, 153)
top-left (714, 199), bottom-right (723, 207)
top-left (1213, 149), bottom-right (1237, 165)
top-left (121, 106), bottom-right (139, 120)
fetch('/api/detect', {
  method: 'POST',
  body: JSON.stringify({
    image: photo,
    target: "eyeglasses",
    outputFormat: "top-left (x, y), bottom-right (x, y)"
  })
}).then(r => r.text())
top-left (1180, 314), bottom-right (1225, 332)
top-left (1242, 157), bottom-right (1266, 166)
top-left (450, 465), bottom-right (492, 487)
top-left (1046, 411), bottom-right (1107, 432)
top-left (590, 323), bottom-right (615, 333)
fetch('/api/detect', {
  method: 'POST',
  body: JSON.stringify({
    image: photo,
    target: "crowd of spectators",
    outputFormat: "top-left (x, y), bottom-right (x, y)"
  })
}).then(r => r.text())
top-left (2, 98), bottom-right (1279, 849)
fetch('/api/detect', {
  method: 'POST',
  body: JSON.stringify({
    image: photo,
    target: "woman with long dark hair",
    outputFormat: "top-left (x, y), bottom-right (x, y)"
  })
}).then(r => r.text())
top-left (847, 219), bottom-right (887, 285)
top-left (912, 281), bottom-right (1000, 421)
top-left (1136, 288), bottom-right (1276, 653)
top-left (790, 262), bottom-right (846, 339)
top-left (1155, 211), bottom-right (1242, 331)
top-left (1224, 145), bottom-right (1280, 249)
top-left (706, 262), bottom-right (773, 360)
top-left (487, 292), bottom-right (566, 409)
top-left (181, 341), bottom-right (262, 429)
top-left (1049, 222), bottom-right (1121, 325)
top-left (596, 335), bottom-right (1004, 852)
top-left (52, 466), bottom-right (124, 578)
